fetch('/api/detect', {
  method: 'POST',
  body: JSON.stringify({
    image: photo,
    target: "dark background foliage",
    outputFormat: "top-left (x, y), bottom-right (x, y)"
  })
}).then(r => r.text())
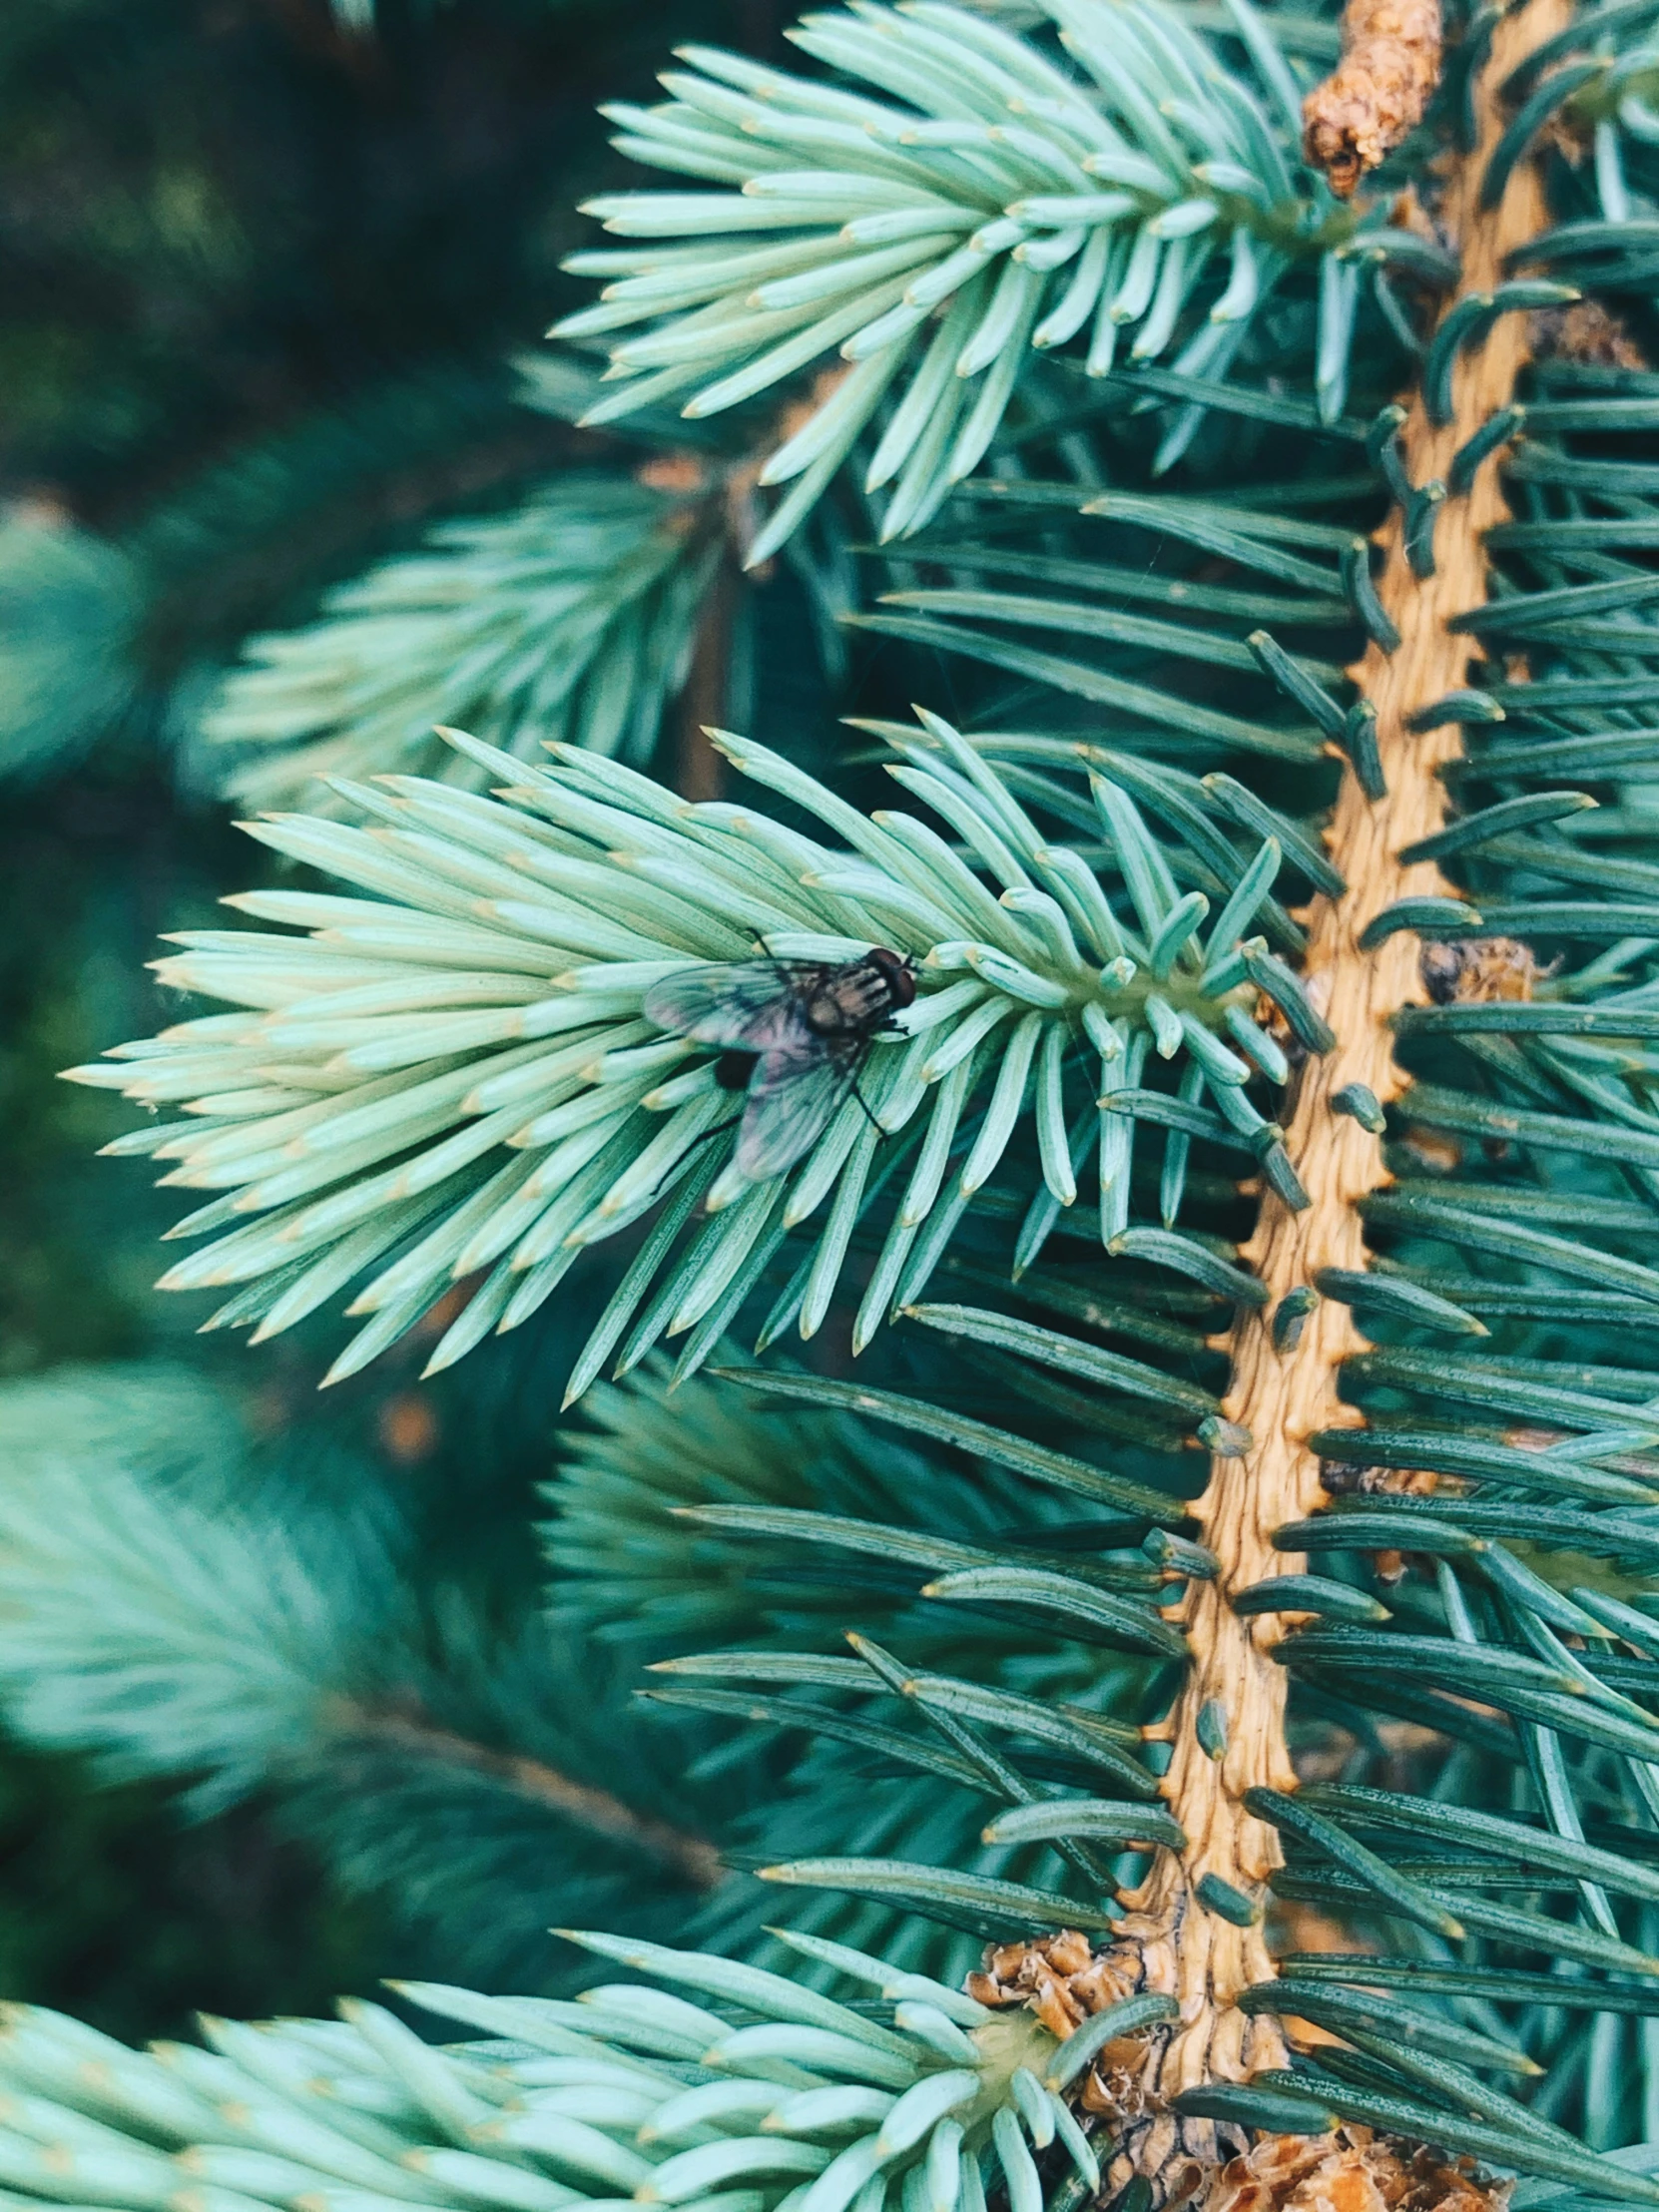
top-left (0, 0), bottom-right (781, 2040)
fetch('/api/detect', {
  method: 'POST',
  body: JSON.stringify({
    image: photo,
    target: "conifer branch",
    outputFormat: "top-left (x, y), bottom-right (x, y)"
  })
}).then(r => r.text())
top-left (0, 1936), bottom-right (1105, 2212)
top-left (36, 0), bottom-right (1659, 2187)
top-left (326, 1700), bottom-right (727, 1890)
top-left (202, 475), bottom-right (724, 808)
top-left (66, 717), bottom-right (1291, 1389)
top-left (559, 0), bottom-right (1367, 552)
top-left (1108, 0), bottom-right (1573, 2133)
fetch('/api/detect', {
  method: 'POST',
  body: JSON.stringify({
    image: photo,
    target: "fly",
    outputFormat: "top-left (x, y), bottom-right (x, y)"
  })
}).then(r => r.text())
top-left (643, 948), bottom-right (917, 1180)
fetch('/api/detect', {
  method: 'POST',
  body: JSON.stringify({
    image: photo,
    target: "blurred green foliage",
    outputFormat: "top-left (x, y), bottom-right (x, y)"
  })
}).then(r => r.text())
top-left (0, 0), bottom-right (779, 2036)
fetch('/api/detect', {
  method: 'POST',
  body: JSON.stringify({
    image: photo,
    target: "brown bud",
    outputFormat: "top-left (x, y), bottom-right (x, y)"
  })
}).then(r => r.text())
top-left (1302, 0), bottom-right (1443, 197)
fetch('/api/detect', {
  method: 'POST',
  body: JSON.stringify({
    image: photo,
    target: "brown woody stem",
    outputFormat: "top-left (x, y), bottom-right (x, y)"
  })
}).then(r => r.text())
top-left (329, 1701), bottom-right (726, 1891)
top-left (676, 549), bottom-right (738, 805)
top-left (1132, 0), bottom-right (1572, 2101)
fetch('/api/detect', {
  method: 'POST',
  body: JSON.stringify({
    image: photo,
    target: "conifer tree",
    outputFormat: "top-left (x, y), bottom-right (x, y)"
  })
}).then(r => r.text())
top-left (14, 0), bottom-right (1659, 2207)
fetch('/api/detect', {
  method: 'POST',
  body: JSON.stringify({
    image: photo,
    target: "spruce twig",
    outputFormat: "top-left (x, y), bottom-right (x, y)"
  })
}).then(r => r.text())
top-left (674, 553), bottom-right (737, 804)
top-left (329, 1700), bottom-right (726, 1890)
top-left (1127, 0), bottom-right (1570, 2108)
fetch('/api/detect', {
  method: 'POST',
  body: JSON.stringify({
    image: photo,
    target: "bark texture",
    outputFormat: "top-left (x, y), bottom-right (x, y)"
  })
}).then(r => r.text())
top-left (1105, 0), bottom-right (1571, 2156)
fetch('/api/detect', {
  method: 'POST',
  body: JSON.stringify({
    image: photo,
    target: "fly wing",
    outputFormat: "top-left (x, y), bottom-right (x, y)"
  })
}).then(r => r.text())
top-left (737, 1044), bottom-right (856, 1181)
top-left (644, 961), bottom-right (806, 1048)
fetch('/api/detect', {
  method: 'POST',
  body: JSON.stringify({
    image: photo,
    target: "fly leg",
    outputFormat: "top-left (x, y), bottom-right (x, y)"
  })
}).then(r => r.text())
top-left (848, 1074), bottom-right (886, 1138)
